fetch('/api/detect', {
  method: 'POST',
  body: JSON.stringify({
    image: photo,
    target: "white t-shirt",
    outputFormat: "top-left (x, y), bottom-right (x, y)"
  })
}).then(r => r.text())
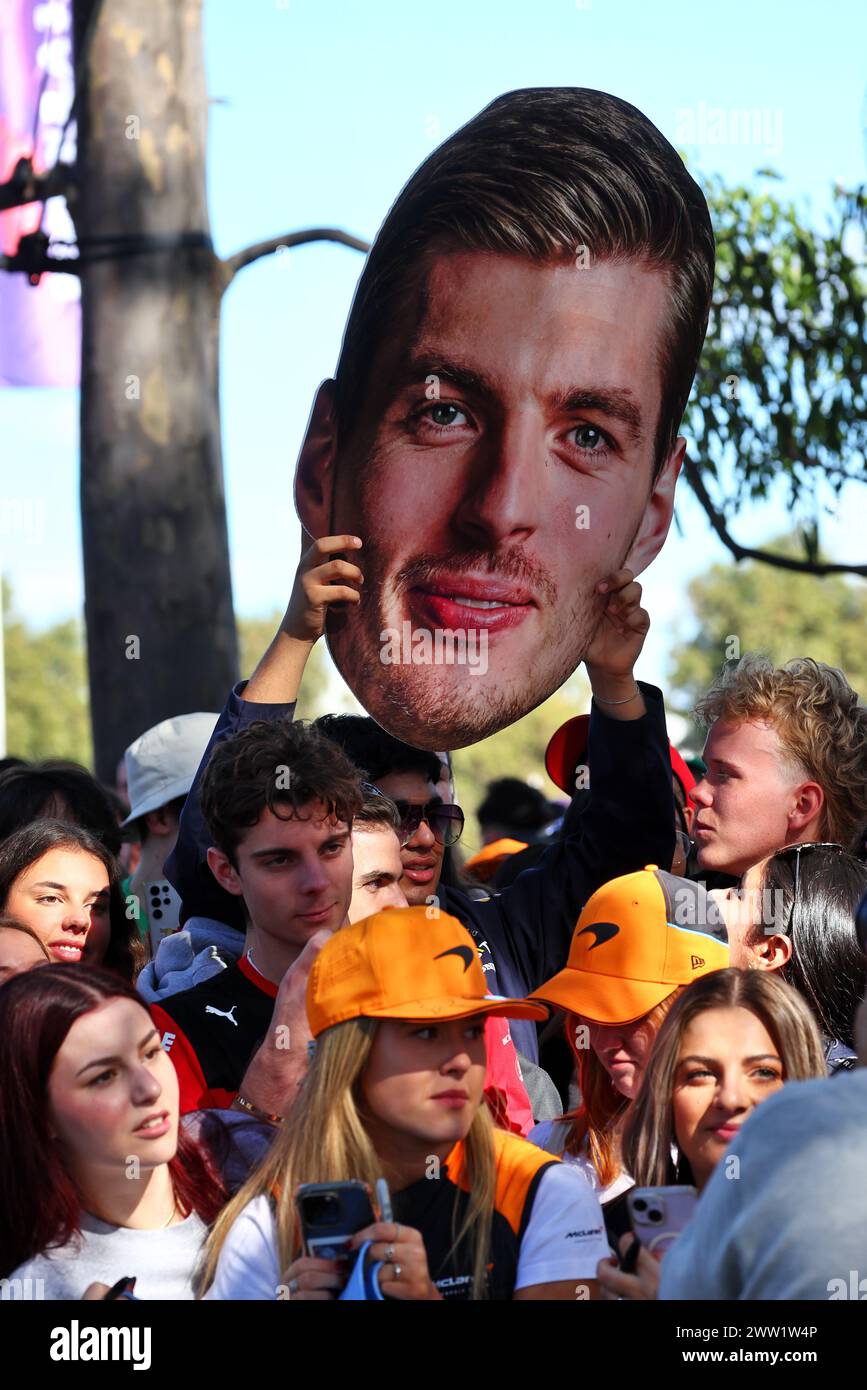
top-left (529, 1119), bottom-right (634, 1204)
top-left (205, 1163), bottom-right (609, 1300)
top-left (8, 1210), bottom-right (208, 1301)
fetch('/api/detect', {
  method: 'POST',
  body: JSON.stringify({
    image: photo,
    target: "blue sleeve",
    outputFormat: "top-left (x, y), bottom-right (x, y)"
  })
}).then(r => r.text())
top-left (475, 682), bottom-right (675, 989)
top-left (165, 683), bottom-right (297, 928)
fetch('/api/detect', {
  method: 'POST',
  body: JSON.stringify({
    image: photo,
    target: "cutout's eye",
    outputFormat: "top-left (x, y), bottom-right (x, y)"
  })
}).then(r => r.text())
top-left (572, 424), bottom-right (607, 451)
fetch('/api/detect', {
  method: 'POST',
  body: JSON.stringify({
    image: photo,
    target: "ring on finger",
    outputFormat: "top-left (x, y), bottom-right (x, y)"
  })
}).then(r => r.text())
top-left (385, 1244), bottom-right (395, 1262)
top-left (288, 1278), bottom-right (299, 1295)
top-left (393, 1263), bottom-right (402, 1281)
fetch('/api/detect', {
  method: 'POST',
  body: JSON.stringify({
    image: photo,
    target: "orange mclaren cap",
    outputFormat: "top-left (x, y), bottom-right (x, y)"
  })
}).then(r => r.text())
top-left (529, 867), bottom-right (729, 1024)
top-left (306, 906), bottom-right (548, 1038)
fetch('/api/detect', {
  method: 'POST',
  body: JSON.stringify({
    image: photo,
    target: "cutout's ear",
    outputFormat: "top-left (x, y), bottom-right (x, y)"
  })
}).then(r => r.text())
top-left (294, 379), bottom-right (339, 539)
top-left (623, 437), bottom-right (684, 577)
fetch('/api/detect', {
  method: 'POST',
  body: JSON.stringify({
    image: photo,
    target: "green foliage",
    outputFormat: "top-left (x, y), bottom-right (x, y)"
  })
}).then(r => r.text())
top-left (2, 580), bottom-right (92, 765)
top-left (451, 672), bottom-right (589, 850)
top-left (1, 594), bottom-right (332, 768)
top-left (668, 534), bottom-right (867, 726)
top-left (689, 176), bottom-right (867, 557)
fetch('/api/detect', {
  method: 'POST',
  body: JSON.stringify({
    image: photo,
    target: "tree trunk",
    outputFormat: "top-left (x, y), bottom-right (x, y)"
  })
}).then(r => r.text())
top-left (73, 0), bottom-right (237, 782)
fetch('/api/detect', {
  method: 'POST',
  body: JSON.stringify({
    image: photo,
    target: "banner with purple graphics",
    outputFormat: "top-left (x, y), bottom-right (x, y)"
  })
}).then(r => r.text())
top-left (0, 0), bottom-right (79, 388)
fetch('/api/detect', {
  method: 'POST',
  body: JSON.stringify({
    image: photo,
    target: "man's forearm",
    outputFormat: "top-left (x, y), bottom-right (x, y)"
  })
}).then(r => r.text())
top-left (242, 622), bottom-right (314, 705)
top-left (233, 1043), bottom-right (307, 1119)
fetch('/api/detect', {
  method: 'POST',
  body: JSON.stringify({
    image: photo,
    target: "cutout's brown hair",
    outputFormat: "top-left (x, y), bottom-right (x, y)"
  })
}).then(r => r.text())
top-left (335, 86), bottom-right (715, 475)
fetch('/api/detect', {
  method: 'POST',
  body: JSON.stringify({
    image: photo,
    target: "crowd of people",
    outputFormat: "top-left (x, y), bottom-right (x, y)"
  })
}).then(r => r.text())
top-left (3, 84), bottom-right (866, 1309)
top-left (0, 527), bottom-right (865, 1304)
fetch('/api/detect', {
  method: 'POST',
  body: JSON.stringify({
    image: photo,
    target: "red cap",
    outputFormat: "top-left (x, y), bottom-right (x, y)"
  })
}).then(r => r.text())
top-left (545, 715), bottom-right (695, 801)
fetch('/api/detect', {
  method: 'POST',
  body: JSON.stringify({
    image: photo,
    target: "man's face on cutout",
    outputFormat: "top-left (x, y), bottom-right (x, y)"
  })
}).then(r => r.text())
top-left (298, 250), bottom-right (682, 749)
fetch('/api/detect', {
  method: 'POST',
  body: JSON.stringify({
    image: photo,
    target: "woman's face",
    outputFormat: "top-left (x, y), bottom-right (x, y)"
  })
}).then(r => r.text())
top-left (4, 848), bottom-right (111, 965)
top-left (585, 1011), bottom-right (663, 1099)
top-left (361, 1016), bottom-right (487, 1153)
top-left (709, 860), bottom-right (768, 966)
top-left (671, 1005), bottom-right (784, 1190)
top-left (47, 998), bottom-right (179, 1180)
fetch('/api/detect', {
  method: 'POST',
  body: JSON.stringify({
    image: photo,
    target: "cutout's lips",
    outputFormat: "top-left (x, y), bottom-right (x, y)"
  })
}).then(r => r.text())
top-left (408, 581), bottom-right (535, 634)
top-left (415, 574), bottom-right (536, 605)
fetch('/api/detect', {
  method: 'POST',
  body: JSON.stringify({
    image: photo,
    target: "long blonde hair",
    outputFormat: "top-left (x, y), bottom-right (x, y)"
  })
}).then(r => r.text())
top-left (622, 968), bottom-right (828, 1187)
top-left (196, 1017), bottom-right (497, 1299)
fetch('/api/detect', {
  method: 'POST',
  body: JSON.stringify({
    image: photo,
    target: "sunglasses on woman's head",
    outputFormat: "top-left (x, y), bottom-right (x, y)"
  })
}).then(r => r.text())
top-left (771, 842), bottom-right (844, 933)
top-left (392, 799), bottom-right (465, 848)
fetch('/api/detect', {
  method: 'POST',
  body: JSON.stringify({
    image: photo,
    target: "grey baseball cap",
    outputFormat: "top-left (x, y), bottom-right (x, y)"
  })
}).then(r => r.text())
top-left (122, 712), bottom-right (219, 825)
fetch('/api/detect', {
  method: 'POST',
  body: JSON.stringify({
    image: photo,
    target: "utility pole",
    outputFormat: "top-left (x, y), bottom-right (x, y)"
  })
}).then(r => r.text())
top-left (2, 0), bottom-right (366, 778)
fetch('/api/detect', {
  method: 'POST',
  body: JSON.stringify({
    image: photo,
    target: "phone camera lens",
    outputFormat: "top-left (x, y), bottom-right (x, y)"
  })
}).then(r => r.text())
top-left (648, 1208), bottom-right (663, 1223)
top-left (633, 1198), bottom-right (646, 1212)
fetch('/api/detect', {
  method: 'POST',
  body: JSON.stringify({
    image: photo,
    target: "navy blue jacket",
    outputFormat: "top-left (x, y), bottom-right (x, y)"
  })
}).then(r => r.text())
top-left (166, 681), bottom-right (675, 1061)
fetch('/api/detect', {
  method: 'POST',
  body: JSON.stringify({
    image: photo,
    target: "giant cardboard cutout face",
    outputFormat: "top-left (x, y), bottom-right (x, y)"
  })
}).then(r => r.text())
top-left (294, 91), bottom-right (710, 751)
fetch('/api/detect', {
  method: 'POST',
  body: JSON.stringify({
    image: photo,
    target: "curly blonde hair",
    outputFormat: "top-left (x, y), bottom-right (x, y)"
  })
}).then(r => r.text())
top-left (694, 656), bottom-right (867, 852)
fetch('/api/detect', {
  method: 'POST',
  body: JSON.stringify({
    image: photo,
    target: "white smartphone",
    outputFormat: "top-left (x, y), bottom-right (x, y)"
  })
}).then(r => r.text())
top-left (144, 879), bottom-right (182, 954)
top-left (627, 1185), bottom-right (698, 1257)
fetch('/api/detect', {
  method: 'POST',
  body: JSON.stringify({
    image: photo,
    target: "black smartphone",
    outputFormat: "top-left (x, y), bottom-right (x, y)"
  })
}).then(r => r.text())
top-left (103, 1275), bottom-right (139, 1301)
top-left (295, 1181), bottom-right (376, 1264)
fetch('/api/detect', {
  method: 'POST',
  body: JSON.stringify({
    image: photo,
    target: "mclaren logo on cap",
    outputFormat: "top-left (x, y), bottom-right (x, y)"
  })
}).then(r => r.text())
top-left (434, 945), bottom-right (475, 972)
top-left (578, 922), bottom-right (620, 951)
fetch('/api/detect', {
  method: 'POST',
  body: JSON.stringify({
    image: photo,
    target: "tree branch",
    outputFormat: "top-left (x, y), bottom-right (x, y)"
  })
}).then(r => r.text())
top-left (221, 227), bottom-right (369, 286)
top-left (682, 454), bottom-right (867, 577)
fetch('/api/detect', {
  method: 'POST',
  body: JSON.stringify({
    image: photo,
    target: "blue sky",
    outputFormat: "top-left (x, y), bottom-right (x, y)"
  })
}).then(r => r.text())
top-left (1, 0), bottom-right (865, 700)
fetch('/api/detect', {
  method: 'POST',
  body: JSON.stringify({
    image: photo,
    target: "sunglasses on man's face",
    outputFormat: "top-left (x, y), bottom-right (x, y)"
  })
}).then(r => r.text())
top-left (392, 799), bottom-right (465, 848)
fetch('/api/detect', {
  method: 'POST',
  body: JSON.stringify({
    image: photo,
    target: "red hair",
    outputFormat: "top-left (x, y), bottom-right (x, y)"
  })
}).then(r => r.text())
top-left (561, 992), bottom-right (687, 1186)
top-left (0, 965), bottom-right (227, 1277)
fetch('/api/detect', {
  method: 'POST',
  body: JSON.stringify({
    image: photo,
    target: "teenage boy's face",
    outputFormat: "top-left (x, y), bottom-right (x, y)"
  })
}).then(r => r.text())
top-left (691, 720), bottom-right (814, 877)
top-left (209, 802), bottom-right (353, 950)
top-left (297, 251), bottom-right (682, 750)
top-left (348, 824), bottom-right (408, 921)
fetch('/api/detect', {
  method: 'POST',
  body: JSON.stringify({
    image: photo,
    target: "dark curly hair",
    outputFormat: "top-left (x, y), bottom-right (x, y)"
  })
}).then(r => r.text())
top-left (199, 717), bottom-right (366, 863)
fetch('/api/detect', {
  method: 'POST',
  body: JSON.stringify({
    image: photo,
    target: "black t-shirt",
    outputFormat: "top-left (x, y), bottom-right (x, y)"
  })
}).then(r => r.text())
top-left (392, 1130), bottom-right (558, 1300)
top-left (151, 955), bottom-right (276, 1111)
